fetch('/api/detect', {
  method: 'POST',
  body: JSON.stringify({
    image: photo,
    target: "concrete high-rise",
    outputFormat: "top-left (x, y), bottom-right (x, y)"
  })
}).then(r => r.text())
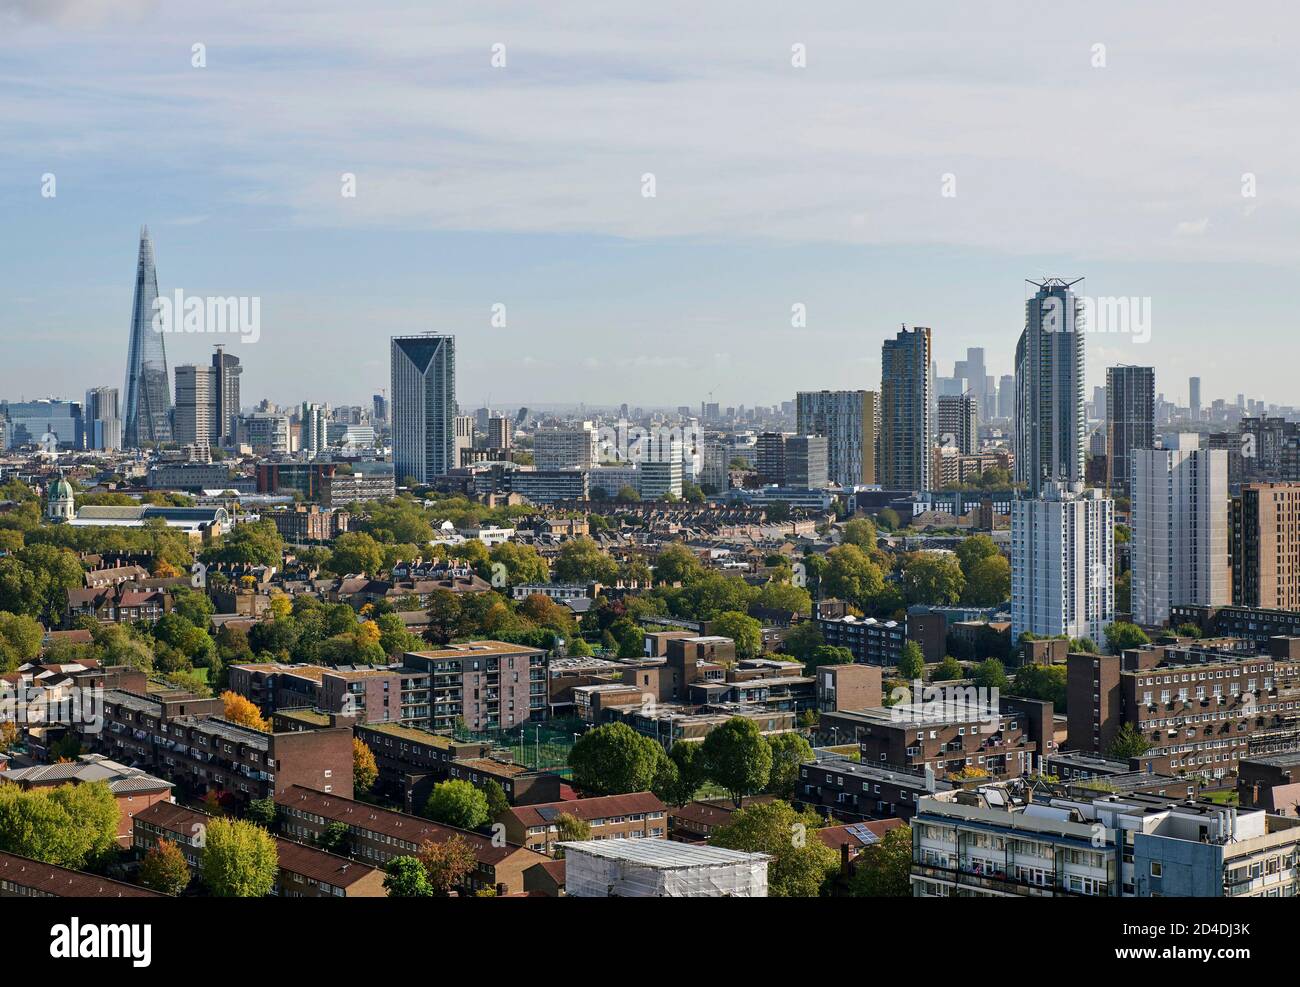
top-left (173, 365), bottom-right (216, 446)
top-left (936, 394), bottom-right (978, 455)
top-left (1130, 435), bottom-right (1228, 627)
top-left (1014, 278), bottom-right (1086, 496)
top-left (487, 415), bottom-right (512, 450)
top-left (1189, 377), bottom-right (1202, 420)
top-left (212, 346), bottom-right (242, 446)
top-left (795, 390), bottom-right (878, 487)
top-left (784, 434), bottom-right (829, 489)
top-left (391, 334), bottom-right (456, 485)
top-left (122, 227), bottom-right (173, 447)
top-left (83, 387), bottom-right (121, 451)
top-left (534, 424), bottom-right (597, 471)
top-left (1105, 366), bottom-right (1155, 497)
top-left (880, 326), bottom-right (932, 491)
top-left (300, 402), bottom-right (326, 455)
top-left (1011, 481), bottom-right (1115, 643)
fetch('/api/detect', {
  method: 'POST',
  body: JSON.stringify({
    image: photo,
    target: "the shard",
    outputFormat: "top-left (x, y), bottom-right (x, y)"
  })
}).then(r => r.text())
top-left (122, 226), bottom-right (173, 447)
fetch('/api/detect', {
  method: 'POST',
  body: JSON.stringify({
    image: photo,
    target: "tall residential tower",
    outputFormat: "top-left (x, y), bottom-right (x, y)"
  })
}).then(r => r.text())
top-left (391, 334), bottom-right (456, 485)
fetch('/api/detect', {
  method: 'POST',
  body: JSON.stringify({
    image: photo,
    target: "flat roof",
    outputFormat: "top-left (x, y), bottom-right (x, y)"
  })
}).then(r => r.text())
top-left (557, 838), bottom-right (769, 868)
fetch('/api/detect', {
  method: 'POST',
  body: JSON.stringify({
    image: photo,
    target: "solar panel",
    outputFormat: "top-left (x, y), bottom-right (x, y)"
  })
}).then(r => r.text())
top-left (844, 823), bottom-right (880, 845)
top-left (536, 806), bottom-right (560, 822)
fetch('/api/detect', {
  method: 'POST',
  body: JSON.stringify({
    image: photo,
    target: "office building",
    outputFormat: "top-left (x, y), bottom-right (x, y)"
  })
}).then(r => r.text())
top-left (1189, 376), bottom-right (1202, 420)
top-left (880, 326), bottom-right (932, 490)
top-left (1014, 278), bottom-right (1085, 495)
top-left (795, 390), bottom-right (879, 487)
top-left (122, 226), bottom-right (173, 447)
top-left (1011, 481), bottom-right (1114, 643)
top-left (391, 334), bottom-right (456, 484)
top-left (534, 424), bottom-right (597, 471)
top-left (487, 415), bottom-right (512, 450)
top-left (1105, 365), bottom-right (1155, 496)
top-left (755, 431), bottom-right (788, 485)
top-left (300, 401), bottom-right (326, 455)
top-left (83, 386), bottom-right (121, 451)
top-left (784, 434), bottom-right (828, 489)
top-left (1130, 435), bottom-right (1228, 627)
top-left (211, 345), bottom-right (241, 445)
top-left (2, 398), bottom-right (84, 450)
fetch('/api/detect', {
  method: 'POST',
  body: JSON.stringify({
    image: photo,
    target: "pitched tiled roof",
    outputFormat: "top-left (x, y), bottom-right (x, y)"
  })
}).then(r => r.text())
top-left (276, 785), bottom-right (540, 867)
top-left (274, 838), bottom-right (381, 888)
top-left (508, 791), bottom-right (665, 827)
top-left (815, 818), bottom-right (906, 852)
top-left (0, 851), bottom-right (162, 897)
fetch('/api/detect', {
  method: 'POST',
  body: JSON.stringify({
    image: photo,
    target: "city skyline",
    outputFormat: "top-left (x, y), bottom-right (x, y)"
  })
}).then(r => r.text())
top-left (6, 2), bottom-right (1300, 407)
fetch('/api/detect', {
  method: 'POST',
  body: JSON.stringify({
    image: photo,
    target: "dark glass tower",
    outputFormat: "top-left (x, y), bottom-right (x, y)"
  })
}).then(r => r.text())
top-left (122, 227), bottom-right (173, 447)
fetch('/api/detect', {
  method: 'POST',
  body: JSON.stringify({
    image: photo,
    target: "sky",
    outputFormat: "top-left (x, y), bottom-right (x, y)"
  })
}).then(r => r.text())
top-left (2, 0), bottom-right (1298, 411)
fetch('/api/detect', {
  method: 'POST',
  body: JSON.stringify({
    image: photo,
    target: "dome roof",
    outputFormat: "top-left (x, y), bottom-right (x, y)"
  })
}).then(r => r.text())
top-left (49, 477), bottom-right (74, 501)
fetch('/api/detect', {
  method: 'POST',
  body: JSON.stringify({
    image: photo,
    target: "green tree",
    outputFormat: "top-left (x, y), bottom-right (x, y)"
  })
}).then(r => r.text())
top-left (423, 779), bottom-right (490, 830)
top-left (204, 520), bottom-right (283, 567)
top-left (896, 640), bottom-right (925, 680)
top-left (804, 644), bottom-right (855, 674)
top-left (1106, 722), bottom-right (1152, 760)
top-left (326, 531), bottom-right (385, 576)
top-left (653, 543), bottom-right (704, 584)
top-left (482, 779), bottom-right (511, 821)
top-left (246, 796), bottom-right (278, 829)
top-left (765, 732), bottom-right (814, 799)
top-left (1008, 663), bottom-right (1067, 708)
top-left (901, 553), bottom-right (965, 606)
top-left (822, 545), bottom-right (885, 610)
top-left (569, 722), bottom-right (665, 796)
top-left (660, 741), bottom-right (706, 806)
top-left (840, 517), bottom-right (878, 548)
top-left (139, 838), bottom-right (192, 895)
top-left (554, 538), bottom-right (619, 584)
top-left (848, 825), bottom-right (913, 897)
top-left (932, 656), bottom-right (964, 681)
top-left (756, 580), bottom-right (812, 616)
top-left (700, 717), bottom-right (773, 807)
top-left (972, 657), bottom-right (1009, 692)
top-left (781, 621), bottom-right (824, 663)
top-left (553, 812), bottom-right (593, 856)
top-left (963, 554), bottom-right (1011, 606)
top-left (383, 855), bottom-right (434, 897)
top-left (199, 818), bottom-right (279, 897)
top-left (712, 610), bottom-right (763, 659)
top-left (0, 781), bottom-right (119, 869)
top-left (710, 800), bottom-right (837, 897)
top-left (1105, 621), bottom-right (1150, 654)
top-left (955, 534), bottom-right (998, 575)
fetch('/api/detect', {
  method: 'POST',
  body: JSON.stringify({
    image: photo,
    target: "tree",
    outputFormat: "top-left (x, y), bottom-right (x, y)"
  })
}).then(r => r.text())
top-left (489, 541), bottom-right (550, 586)
top-left (326, 532), bottom-right (385, 576)
top-left (553, 812), bottom-right (593, 854)
top-left (848, 825), bottom-right (913, 897)
top-left (840, 518), bottom-right (878, 548)
top-left (139, 839), bottom-right (191, 895)
top-left (423, 779), bottom-right (490, 831)
top-left (963, 554), bottom-right (1011, 606)
top-left (782, 621), bottom-right (824, 663)
top-left (932, 656), bottom-right (964, 681)
top-left (700, 717), bottom-right (772, 807)
top-left (710, 800), bottom-right (837, 897)
top-left (317, 821), bottom-right (351, 855)
top-left (554, 538), bottom-right (619, 584)
top-left (569, 722), bottom-right (665, 796)
top-left (615, 485), bottom-right (641, 503)
top-left (712, 610), bottom-right (763, 659)
top-left (567, 636), bottom-right (595, 658)
top-left (765, 732), bottom-right (814, 799)
top-left (220, 690), bottom-right (269, 732)
top-left (804, 644), bottom-right (855, 674)
top-left (1008, 663), bottom-right (1067, 708)
top-left (955, 534), bottom-right (998, 576)
top-left (418, 835), bottom-right (479, 896)
top-left (896, 640), bottom-right (925, 680)
top-left (821, 545), bottom-right (885, 611)
top-left (424, 589), bottom-right (464, 645)
top-left (1105, 621), bottom-right (1150, 654)
top-left (1106, 722), bottom-right (1152, 760)
top-left (652, 543), bottom-right (703, 584)
top-left (0, 781), bottom-right (119, 869)
top-left (246, 796), bottom-right (277, 829)
top-left (972, 658), bottom-right (1009, 692)
top-left (204, 520), bottom-right (283, 568)
top-left (482, 779), bottom-right (511, 821)
top-left (901, 553), bottom-right (965, 606)
top-left (353, 738), bottom-right (378, 794)
top-left (384, 855), bottom-right (434, 897)
top-left (199, 818), bottom-right (279, 897)
top-left (660, 741), bottom-right (706, 806)
top-left (756, 580), bottom-right (812, 615)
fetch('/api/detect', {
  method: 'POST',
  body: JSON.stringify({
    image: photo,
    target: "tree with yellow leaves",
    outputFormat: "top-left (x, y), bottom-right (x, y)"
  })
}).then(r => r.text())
top-left (220, 690), bottom-right (270, 732)
top-left (354, 737), bottom-right (378, 794)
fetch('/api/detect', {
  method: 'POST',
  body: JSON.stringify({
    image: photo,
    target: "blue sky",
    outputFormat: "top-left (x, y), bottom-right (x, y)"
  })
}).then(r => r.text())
top-left (3, 0), bottom-right (1298, 410)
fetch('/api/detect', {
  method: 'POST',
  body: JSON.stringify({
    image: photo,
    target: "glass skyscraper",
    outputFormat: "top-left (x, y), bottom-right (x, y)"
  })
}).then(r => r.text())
top-left (122, 226), bottom-right (173, 448)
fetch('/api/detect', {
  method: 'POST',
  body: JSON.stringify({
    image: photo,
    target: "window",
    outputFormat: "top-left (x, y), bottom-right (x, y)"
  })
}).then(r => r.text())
top-left (1150, 862), bottom-right (1162, 878)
